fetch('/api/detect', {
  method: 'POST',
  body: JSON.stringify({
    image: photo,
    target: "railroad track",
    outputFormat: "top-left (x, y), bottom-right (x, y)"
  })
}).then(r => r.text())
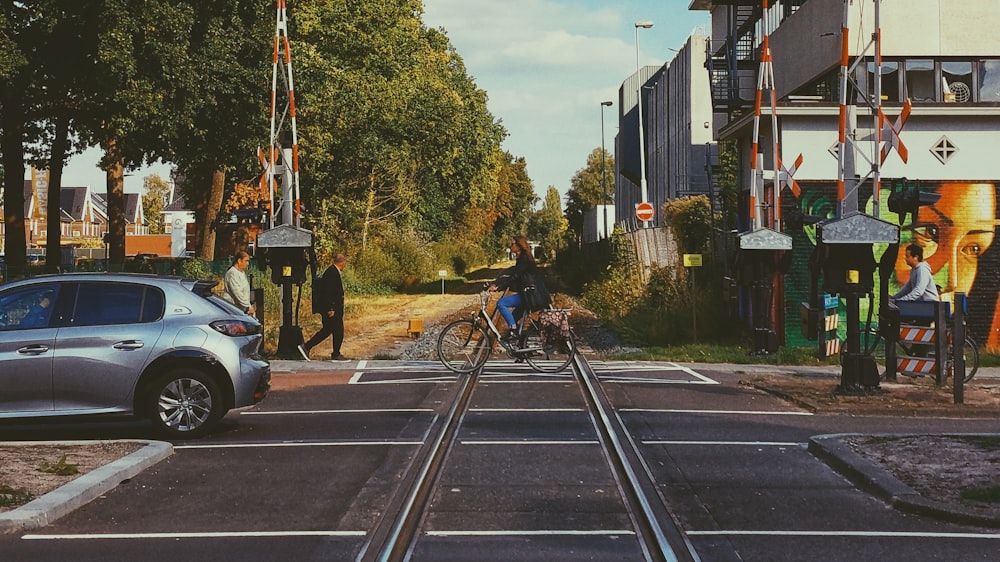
top-left (356, 354), bottom-right (699, 562)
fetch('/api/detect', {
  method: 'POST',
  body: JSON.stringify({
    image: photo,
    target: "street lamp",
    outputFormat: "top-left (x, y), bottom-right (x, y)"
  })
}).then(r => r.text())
top-left (634, 21), bottom-right (653, 227)
top-left (600, 101), bottom-right (613, 240)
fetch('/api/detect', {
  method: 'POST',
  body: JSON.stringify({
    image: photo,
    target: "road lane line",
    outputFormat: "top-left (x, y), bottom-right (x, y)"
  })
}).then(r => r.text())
top-left (241, 408), bottom-right (434, 415)
top-left (686, 530), bottom-right (1000, 539)
top-left (425, 530), bottom-right (635, 537)
top-left (469, 408), bottom-right (584, 412)
top-left (621, 408), bottom-right (812, 416)
top-left (175, 441), bottom-right (422, 450)
top-left (23, 530), bottom-right (366, 540)
top-left (643, 440), bottom-right (806, 447)
top-left (460, 440), bottom-right (600, 445)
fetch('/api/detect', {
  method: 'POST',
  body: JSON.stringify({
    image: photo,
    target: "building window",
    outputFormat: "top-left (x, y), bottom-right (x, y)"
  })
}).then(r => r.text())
top-left (862, 61), bottom-right (900, 102)
top-left (980, 60), bottom-right (1000, 101)
top-left (942, 61), bottom-right (973, 103)
top-left (905, 59), bottom-right (936, 101)
top-left (930, 135), bottom-right (959, 165)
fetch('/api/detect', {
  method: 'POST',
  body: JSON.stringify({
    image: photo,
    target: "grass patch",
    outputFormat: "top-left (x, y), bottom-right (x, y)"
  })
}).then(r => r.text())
top-left (0, 484), bottom-right (35, 508)
top-left (610, 343), bottom-right (841, 366)
top-left (960, 485), bottom-right (1000, 504)
top-left (37, 455), bottom-right (79, 476)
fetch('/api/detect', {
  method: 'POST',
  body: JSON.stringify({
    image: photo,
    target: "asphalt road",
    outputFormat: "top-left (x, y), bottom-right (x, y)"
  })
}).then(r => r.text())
top-left (1, 359), bottom-right (998, 561)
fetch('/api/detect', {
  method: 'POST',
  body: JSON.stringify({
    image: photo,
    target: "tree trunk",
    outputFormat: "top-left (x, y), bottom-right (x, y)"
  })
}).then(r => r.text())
top-left (1, 92), bottom-right (28, 273)
top-left (104, 137), bottom-right (126, 267)
top-left (45, 116), bottom-right (70, 272)
top-left (195, 166), bottom-right (226, 260)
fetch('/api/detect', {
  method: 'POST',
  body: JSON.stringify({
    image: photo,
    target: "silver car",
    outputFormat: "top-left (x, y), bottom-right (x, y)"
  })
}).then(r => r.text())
top-left (0, 273), bottom-right (270, 438)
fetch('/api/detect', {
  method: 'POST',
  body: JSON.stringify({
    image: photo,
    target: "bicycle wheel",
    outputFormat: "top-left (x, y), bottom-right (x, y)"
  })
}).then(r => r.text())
top-left (438, 319), bottom-right (491, 373)
top-left (838, 328), bottom-right (886, 368)
top-left (523, 322), bottom-right (576, 373)
top-left (959, 336), bottom-right (980, 383)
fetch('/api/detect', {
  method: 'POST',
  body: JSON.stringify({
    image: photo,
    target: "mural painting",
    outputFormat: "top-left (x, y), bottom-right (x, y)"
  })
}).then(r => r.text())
top-left (782, 181), bottom-right (1000, 352)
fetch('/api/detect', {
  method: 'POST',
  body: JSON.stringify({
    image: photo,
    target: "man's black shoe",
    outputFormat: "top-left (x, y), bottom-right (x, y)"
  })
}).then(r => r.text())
top-left (331, 353), bottom-right (350, 361)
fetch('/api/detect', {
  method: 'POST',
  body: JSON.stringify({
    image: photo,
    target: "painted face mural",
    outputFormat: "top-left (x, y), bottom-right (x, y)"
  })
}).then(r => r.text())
top-left (894, 183), bottom-right (996, 302)
top-left (785, 181), bottom-right (1000, 352)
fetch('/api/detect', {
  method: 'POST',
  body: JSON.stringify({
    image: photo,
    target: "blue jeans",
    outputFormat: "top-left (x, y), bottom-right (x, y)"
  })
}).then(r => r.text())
top-left (497, 293), bottom-right (523, 331)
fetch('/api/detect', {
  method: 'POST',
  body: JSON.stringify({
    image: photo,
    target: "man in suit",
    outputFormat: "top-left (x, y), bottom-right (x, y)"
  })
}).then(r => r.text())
top-left (299, 253), bottom-right (349, 361)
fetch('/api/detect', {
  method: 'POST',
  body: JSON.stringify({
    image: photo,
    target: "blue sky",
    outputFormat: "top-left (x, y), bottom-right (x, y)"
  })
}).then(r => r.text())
top-left (421, 0), bottom-right (710, 201)
top-left (55, 1), bottom-right (709, 202)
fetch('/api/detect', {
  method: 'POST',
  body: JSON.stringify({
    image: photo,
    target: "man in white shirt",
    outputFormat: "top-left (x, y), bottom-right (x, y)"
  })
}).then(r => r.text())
top-left (224, 251), bottom-right (255, 315)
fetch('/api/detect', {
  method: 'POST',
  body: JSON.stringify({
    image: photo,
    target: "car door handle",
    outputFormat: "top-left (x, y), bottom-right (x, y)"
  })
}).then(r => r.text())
top-left (113, 340), bottom-right (145, 350)
top-left (17, 344), bottom-right (50, 355)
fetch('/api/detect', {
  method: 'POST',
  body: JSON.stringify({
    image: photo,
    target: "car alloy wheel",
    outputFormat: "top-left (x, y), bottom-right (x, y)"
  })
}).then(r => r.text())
top-left (148, 368), bottom-right (223, 438)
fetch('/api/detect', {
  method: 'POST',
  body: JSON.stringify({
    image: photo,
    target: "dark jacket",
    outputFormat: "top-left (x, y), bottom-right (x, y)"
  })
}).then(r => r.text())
top-left (312, 264), bottom-right (345, 315)
top-left (493, 253), bottom-right (551, 310)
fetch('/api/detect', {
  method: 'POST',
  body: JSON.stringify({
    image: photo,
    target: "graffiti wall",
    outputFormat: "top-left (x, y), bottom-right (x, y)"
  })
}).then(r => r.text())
top-left (783, 181), bottom-right (1000, 352)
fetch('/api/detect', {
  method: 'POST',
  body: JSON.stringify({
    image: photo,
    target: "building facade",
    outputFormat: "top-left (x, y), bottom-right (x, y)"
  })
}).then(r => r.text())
top-left (693, 0), bottom-right (1000, 351)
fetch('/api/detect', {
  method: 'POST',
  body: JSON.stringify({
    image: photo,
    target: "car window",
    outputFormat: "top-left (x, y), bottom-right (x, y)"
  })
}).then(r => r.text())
top-left (70, 282), bottom-right (164, 327)
top-left (0, 284), bottom-right (59, 330)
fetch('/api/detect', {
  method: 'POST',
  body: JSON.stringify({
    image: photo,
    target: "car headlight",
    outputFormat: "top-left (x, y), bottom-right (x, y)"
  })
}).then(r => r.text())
top-left (210, 319), bottom-right (263, 337)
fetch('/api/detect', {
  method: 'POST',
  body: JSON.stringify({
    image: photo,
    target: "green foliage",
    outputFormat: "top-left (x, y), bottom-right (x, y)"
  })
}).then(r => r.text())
top-left (295, 0), bottom-right (506, 246)
top-left (37, 454), bottom-right (79, 476)
top-left (0, 484), bottom-right (34, 508)
top-left (579, 229), bottom-right (643, 318)
top-left (353, 233), bottom-right (435, 291)
top-left (564, 147), bottom-right (615, 241)
top-left (662, 195), bottom-right (713, 254)
top-left (528, 187), bottom-right (568, 261)
top-left (431, 238), bottom-right (488, 277)
top-left (717, 140), bottom-right (740, 233)
top-left (141, 174), bottom-right (171, 234)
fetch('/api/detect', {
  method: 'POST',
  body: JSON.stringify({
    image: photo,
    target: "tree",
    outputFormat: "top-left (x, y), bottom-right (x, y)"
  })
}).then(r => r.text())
top-left (564, 147), bottom-right (614, 241)
top-left (142, 175), bottom-right (172, 234)
top-left (165, 0), bottom-right (270, 260)
top-left (293, 0), bottom-right (505, 252)
top-left (527, 186), bottom-right (567, 261)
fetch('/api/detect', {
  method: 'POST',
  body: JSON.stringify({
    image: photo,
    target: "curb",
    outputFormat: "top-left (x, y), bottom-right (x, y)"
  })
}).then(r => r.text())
top-left (0, 440), bottom-right (173, 535)
top-left (809, 433), bottom-right (1000, 529)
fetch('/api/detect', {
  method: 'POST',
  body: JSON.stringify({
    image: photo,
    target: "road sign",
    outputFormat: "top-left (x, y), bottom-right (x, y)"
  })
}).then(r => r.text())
top-left (635, 201), bottom-right (655, 222)
top-left (683, 254), bottom-right (703, 267)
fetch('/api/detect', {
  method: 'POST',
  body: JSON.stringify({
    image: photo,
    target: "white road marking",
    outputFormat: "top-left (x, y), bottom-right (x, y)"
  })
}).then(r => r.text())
top-left (242, 409), bottom-right (434, 415)
top-left (460, 440), bottom-right (599, 445)
top-left (23, 531), bottom-right (366, 540)
top-left (469, 408), bottom-right (584, 412)
top-left (643, 441), bottom-right (806, 447)
top-left (620, 408), bottom-right (812, 416)
top-left (425, 530), bottom-right (635, 537)
top-left (686, 530), bottom-right (1000, 539)
top-left (175, 441), bottom-right (422, 450)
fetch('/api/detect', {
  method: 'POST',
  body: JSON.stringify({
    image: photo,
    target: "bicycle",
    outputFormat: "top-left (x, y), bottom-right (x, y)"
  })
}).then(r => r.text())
top-left (847, 322), bottom-right (979, 384)
top-left (437, 285), bottom-right (577, 374)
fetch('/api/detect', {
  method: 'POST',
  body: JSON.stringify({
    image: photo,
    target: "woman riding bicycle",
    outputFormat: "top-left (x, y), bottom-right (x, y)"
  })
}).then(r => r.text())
top-left (488, 235), bottom-right (551, 341)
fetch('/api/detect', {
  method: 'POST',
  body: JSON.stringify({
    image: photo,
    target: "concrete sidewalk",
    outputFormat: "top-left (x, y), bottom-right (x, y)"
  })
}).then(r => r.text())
top-left (0, 440), bottom-right (172, 535)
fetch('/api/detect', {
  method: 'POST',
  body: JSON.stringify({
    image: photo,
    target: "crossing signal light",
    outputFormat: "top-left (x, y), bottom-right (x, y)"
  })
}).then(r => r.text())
top-left (886, 178), bottom-right (940, 224)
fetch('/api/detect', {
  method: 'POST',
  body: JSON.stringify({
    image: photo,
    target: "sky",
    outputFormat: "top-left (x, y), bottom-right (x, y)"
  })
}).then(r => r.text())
top-left (421, 0), bottom-right (710, 200)
top-left (50, 0), bottom-right (709, 201)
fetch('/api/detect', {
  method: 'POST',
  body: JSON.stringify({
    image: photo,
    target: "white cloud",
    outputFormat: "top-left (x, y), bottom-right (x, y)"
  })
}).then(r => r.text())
top-left (422, 0), bottom-right (708, 198)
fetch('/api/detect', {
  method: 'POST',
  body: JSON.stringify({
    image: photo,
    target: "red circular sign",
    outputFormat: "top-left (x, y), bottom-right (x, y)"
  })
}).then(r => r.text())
top-left (635, 201), bottom-right (655, 221)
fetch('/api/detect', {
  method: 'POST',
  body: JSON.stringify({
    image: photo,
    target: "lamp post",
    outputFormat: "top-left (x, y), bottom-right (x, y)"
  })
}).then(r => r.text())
top-left (600, 101), bottom-right (613, 240)
top-left (634, 21), bottom-right (653, 227)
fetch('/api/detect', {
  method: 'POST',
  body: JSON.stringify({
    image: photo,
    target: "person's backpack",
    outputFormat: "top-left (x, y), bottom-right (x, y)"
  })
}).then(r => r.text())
top-left (311, 271), bottom-right (328, 314)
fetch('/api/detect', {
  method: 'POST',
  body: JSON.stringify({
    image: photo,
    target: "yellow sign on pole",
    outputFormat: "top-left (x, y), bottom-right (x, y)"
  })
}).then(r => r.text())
top-left (683, 254), bottom-right (703, 267)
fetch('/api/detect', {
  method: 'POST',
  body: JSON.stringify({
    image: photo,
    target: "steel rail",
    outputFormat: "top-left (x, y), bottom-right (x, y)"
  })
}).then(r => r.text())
top-left (572, 353), bottom-right (700, 562)
top-left (355, 363), bottom-right (483, 562)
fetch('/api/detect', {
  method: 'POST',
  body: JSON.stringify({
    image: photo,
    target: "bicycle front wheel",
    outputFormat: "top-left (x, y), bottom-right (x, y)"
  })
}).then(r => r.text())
top-left (960, 336), bottom-right (980, 383)
top-left (523, 324), bottom-right (577, 373)
top-left (438, 319), bottom-right (491, 373)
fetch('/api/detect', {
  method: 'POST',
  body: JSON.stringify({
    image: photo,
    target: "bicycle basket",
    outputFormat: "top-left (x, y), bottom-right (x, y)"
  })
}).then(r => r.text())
top-left (538, 309), bottom-right (571, 341)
